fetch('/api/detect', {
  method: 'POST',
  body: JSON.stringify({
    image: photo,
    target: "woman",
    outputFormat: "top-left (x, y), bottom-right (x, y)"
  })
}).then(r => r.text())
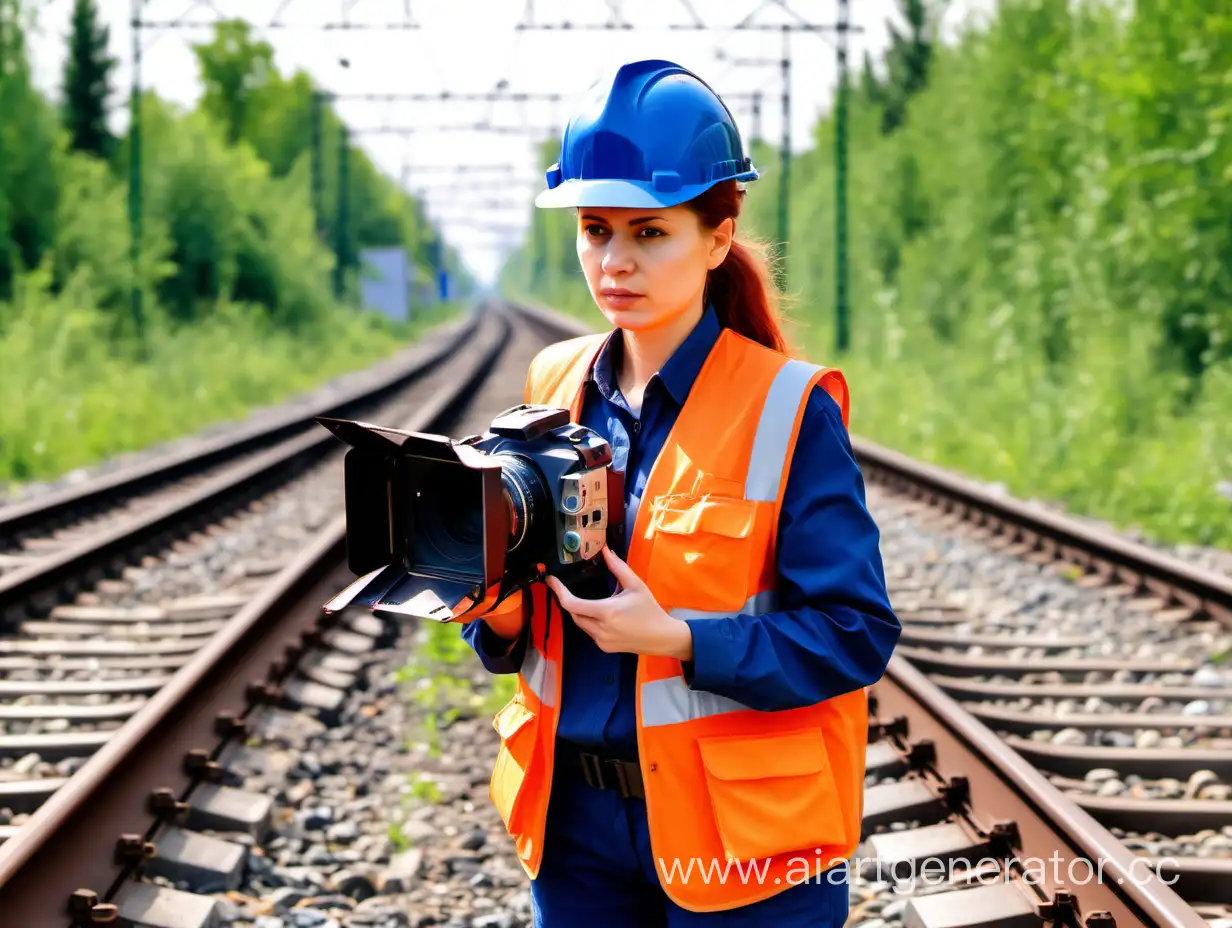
top-left (461, 59), bottom-right (900, 927)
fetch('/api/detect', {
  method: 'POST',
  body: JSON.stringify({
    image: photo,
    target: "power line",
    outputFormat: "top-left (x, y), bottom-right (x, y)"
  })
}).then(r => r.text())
top-left (330, 92), bottom-right (568, 103)
top-left (426, 198), bottom-right (531, 211)
top-left (404, 164), bottom-right (526, 175)
top-left (140, 0), bottom-right (422, 30)
top-left (412, 180), bottom-right (541, 194)
top-left (349, 123), bottom-right (559, 137)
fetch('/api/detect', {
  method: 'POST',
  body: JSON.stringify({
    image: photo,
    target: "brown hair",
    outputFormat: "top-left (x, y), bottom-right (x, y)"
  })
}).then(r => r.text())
top-left (685, 180), bottom-right (794, 355)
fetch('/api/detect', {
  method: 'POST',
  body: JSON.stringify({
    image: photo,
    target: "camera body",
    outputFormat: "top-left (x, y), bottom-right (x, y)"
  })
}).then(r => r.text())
top-left (316, 405), bottom-right (624, 622)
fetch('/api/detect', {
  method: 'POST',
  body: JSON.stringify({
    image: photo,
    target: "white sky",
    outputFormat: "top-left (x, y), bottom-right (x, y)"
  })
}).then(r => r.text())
top-left (26, 0), bottom-right (994, 284)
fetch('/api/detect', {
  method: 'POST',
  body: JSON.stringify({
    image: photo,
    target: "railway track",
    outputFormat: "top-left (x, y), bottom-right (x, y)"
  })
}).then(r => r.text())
top-left (0, 309), bottom-right (501, 833)
top-left (0, 300), bottom-right (555, 926)
top-left (853, 412), bottom-right (1232, 919)
top-left (862, 492), bottom-right (1232, 917)
top-left (0, 298), bottom-right (1225, 927)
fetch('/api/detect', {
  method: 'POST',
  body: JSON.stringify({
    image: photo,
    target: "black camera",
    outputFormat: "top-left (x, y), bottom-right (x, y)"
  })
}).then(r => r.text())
top-left (315, 404), bottom-right (624, 622)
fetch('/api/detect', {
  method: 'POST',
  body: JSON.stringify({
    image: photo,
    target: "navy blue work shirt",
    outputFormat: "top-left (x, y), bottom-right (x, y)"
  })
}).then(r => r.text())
top-left (461, 303), bottom-right (901, 758)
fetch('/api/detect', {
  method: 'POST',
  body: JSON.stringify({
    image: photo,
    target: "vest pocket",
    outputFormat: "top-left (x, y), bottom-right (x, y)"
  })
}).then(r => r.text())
top-left (646, 494), bottom-right (759, 612)
top-left (489, 698), bottom-right (539, 836)
top-left (697, 728), bottom-right (846, 862)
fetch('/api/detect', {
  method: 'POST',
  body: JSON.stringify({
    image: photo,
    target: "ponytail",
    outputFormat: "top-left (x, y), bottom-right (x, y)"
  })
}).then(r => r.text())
top-left (687, 180), bottom-right (794, 355)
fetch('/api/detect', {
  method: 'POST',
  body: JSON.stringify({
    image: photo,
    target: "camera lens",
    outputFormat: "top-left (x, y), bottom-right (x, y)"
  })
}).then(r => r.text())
top-left (417, 466), bottom-right (484, 566)
top-left (495, 452), bottom-right (550, 553)
top-left (409, 452), bottom-right (550, 572)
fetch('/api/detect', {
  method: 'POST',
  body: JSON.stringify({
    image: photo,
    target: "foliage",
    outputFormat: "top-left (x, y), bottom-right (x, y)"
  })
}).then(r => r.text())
top-left (0, 0), bottom-right (60, 300)
top-left (862, 0), bottom-right (934, 135)
top-left (1, 7), bottom-right (475, 487)
top-left (189, 19), bottom-right (469, 292)
top-left (62, 0), bottom-right (116, 159)
top-left (0, 260), bottom-right (462, 485)
top-left (3, 7), bottom-right (473, 319)
top-left (500, 0), bottom-right (1232, 548)
top-left (191, 19), bottom-right (275, 147)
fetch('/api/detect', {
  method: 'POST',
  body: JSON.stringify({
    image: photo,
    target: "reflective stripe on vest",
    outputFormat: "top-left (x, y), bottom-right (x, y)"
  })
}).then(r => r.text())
top-left (521, 647), bottom-right (557, 708)
top-left (746, 358), bottom-right (823, 502)
top-left (641, 676), bottom-right (756, 727)
top-left (667, 589), bottom-right (778, 622)
top-left (647, 590), bottom-right (779, 726)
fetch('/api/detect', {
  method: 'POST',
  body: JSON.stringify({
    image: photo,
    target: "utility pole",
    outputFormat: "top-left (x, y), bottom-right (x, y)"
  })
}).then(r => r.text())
top-left (533, 212), bottom-right (548, 293)
top-left (333, 124), bottom-right (349, 302)
top-left (717, 47), bottom-right (793, 291)
top-left (835, 0), bottom-right (851, 354)
top-left (311, 91), bottom-right (326, 242)
top-left (778, 24), bottom-right (791, 291)
top-left (128, 0), bottom-right (143, 340)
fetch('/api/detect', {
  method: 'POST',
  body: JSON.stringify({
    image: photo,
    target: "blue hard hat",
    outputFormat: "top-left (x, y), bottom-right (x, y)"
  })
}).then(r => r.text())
top-left (535, 59), bottom-right (759, 209)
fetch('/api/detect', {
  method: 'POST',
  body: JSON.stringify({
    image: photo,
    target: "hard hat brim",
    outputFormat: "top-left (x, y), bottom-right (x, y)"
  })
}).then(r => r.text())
top-left (534, 173), bottom-right (757, 210)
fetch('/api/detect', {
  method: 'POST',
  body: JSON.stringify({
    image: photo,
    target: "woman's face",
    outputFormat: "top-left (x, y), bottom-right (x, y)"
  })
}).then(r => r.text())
top-left (576, 205), bottom-right (733, 332)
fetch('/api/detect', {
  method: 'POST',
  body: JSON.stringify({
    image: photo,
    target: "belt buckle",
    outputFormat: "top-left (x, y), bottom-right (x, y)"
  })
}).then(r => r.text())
top-left (578, 751), bottom-right (605, 790)
top-left (608, 759), bottom-right (632, 798)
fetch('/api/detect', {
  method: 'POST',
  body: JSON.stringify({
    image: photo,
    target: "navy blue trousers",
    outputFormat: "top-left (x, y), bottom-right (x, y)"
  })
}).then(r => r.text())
top-left (529, 760), bottom-right (851, 927)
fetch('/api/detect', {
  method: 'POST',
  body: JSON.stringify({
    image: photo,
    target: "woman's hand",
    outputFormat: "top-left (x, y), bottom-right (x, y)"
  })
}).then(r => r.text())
top-left (546, 546), bottom-right (694, 661)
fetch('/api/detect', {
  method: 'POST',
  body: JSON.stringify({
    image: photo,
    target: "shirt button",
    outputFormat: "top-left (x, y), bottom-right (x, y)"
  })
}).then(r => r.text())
top-left (605, 673), bottom-right (615, 685)
top-left (632, 420), bottom-right (641, 434)
top-left (649, 762), bottom-right (657, 772)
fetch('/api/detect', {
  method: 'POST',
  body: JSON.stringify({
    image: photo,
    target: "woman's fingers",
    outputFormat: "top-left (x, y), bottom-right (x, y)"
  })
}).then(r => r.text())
top-left (546, 574), bottom-right (613, 619)
top-left (601, 545), bottom-right (642, 590)
top-left (570, 611), bottom-right (613, 650)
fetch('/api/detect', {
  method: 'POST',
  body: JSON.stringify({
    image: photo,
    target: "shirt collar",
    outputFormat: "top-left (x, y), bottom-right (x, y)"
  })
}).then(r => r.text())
top-left (590, 301), bottom-right (722, 408)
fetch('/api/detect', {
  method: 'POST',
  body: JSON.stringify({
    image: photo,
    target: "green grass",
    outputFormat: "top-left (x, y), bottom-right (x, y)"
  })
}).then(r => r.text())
top-left (395, 620), bottom-right (517, 765)
top-left (0, 263), bottom-right (463, 489)
top-left (830, 324), bottom-right (1232, 549)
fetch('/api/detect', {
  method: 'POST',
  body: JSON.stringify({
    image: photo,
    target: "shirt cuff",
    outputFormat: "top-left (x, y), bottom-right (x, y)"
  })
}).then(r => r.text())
top-left (682, 617), bottom-right (741, 692)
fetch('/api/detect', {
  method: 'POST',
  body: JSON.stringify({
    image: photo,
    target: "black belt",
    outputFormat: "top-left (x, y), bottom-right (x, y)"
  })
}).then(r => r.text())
top-left (558, 741), bottom-right (645, 799)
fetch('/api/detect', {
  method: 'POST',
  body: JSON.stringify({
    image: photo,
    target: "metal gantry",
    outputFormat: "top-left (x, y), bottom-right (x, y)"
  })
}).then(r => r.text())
top-left (124, 0), bottom-right (862, 345)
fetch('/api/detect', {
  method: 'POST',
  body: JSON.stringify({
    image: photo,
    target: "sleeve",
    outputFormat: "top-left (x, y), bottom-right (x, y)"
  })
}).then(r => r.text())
top-left (461, 616), bottom-right (530, 675)
top-left (679, 384), bottom-right (901, 711)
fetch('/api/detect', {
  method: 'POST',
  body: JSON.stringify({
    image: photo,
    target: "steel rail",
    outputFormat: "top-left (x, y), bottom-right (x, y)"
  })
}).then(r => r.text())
top-left (872, 656), bottom-right (1206, 928)
top-left (516, 296), bottom-right (1232, 630)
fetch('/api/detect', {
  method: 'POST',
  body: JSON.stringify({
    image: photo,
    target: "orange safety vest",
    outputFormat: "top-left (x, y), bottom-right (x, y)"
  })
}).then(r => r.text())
top-left (488, 324), bottom-right (867, 912)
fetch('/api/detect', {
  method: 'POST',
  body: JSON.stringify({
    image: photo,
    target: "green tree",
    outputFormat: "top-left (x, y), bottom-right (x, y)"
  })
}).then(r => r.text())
top-left (859, 50), bottom-right (886, 109)
top-left (62, 0), bottom-right (117, 159)
top-left (879, 0), bottom-right (933, 134)
top-left (0, 0), bottom-right (60, 300)
top-left (191, 19), bottom-right (274, 146)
